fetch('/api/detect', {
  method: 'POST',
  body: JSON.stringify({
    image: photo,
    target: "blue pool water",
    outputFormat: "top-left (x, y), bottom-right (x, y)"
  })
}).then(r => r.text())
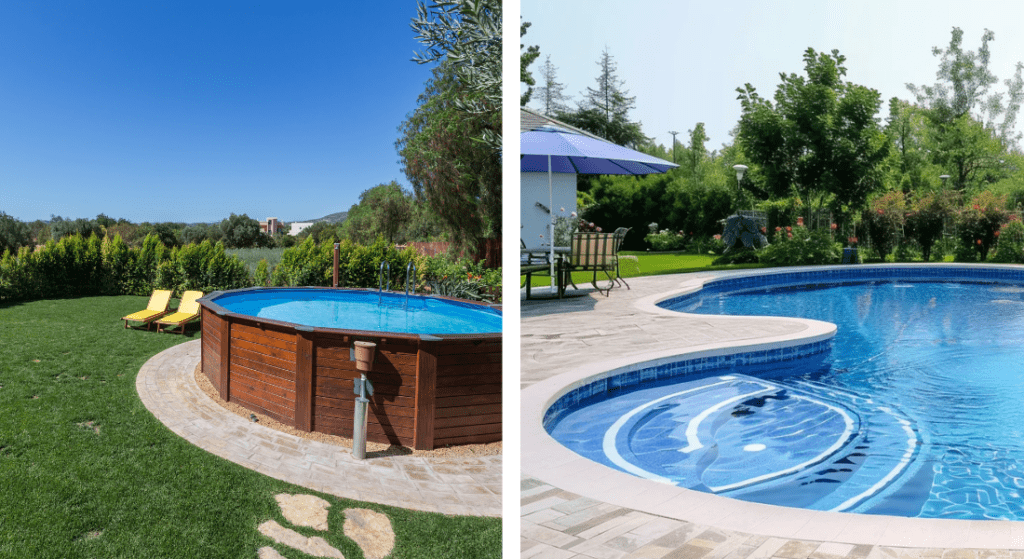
top-left (548, 276), bottom-right (1024, 520)
top-left (210, 288), bottom-right (501, 335)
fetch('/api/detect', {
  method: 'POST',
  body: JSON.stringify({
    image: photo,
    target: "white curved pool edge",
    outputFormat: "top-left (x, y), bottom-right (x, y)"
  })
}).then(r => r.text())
top-left (522, 265), bottom-right (1024, 548)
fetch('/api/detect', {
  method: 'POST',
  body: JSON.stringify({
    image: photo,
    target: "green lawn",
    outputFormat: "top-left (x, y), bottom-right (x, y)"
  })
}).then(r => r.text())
top-left (523, 251), bottom-right (766, 287)
top-left (0, 296), bottom-right (499, 558)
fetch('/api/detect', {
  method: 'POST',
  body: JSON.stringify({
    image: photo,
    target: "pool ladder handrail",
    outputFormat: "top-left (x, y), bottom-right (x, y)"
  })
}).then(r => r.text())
top-left (404, 261), bottom-right (417, 308)
top-left (378, 260), bottom-right (391, 305)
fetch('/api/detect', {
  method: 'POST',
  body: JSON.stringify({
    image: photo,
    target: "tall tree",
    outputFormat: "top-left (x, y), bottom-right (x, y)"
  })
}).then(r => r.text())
top-left (520, 20), bottom-right (540, 106)
top-left (411, 0), bottom-right (501, 151)
top-left (907, 27), bottom-right (1024, 147)
top-left (685, 123), bottom-right (710, 184)
top-left (556, 48), bottom-right (649, 147)
top-left (905, 27), bottom-right (1022, 189)
top-left (340, 181), bottom-right (414, 245)
top-left (219, 214), bottom-right (263, 249)
top-left (584, 47), bottom-right (636, 123)
top-left (534, 55), bottom-right (571, 115)
top-left (884, 97), bottom-right (936, 192)
top-left (0, 212), bottom-right (32, 255)
top-left (397, 61), bottom-right (500, 250)
top-left (735, 48), bottom-right (890, 221)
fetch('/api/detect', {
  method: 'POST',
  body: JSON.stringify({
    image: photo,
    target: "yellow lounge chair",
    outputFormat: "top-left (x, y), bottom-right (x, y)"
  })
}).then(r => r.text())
top-left (155, 290), bottom-right (204, 335)
top-left (122, 290), bottom-right (173, 330)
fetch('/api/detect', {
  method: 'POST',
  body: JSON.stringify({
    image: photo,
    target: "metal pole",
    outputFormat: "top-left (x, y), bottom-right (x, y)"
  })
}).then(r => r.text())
top-left (549, 154), bottom-right (556, 292)
top-left (352, 373), bottom-right (369, 460)
top-left (333, 243), bottom-right (340, 287)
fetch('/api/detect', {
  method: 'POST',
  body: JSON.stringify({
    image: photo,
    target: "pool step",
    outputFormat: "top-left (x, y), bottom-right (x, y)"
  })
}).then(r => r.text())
top-left (722, 380), bottom-right (922, 512)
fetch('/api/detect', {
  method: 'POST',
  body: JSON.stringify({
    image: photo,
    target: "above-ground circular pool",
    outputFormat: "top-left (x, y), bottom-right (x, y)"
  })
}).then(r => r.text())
top-left (199, 287), bottom-right (501, 450)
top-left (546, 266), bottom-right (1024, 521)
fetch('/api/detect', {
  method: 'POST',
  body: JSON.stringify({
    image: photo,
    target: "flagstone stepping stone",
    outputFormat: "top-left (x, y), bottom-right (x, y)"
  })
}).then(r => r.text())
top-left (342, 508), bottom-right (394, 559)
top-left (257, 520), bottom-right (344, 558)
top-left (257, 547), bottom-right (287, 559)
top-left (275, 493), bottom-right (330, 531)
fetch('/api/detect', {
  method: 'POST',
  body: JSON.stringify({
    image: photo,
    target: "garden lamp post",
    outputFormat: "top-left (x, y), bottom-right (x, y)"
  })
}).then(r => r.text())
top-left (940, 174), bottom-right (950, 189)
top-left (733, 164), bottom-right (748, 209)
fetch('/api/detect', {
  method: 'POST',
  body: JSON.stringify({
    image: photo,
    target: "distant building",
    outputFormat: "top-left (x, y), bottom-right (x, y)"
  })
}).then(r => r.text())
top-left (259, 217), bottom-right (281, 235)
top-left (289, 222), bottom-right (314, 236)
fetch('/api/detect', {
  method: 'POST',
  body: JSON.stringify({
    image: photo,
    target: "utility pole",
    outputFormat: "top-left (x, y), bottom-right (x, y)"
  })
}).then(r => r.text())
top-left (668, 131), bottom-right (679, 163)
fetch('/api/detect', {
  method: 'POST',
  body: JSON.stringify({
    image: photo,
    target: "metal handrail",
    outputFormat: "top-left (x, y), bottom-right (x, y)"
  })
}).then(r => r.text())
top-left (404, 261), bottom-right (417, 308)
top-left (378, 260), bottom-right (391, 304)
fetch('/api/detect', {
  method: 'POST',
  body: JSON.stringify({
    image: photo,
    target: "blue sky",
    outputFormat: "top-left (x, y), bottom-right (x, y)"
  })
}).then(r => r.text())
top-left (522, 0), bottom-right (1024, 153)
top-left (0, 1), bottom-right (435, 224)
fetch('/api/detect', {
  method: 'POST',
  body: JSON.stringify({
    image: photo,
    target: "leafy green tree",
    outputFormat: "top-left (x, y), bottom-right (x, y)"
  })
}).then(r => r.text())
top-left (95, 213), bottom-right (116, 228)
top-left (930, 114), bottom-right (1005, 191)
top-left (411, 0), bottom-right (501, 150)
top-left (906, 190), bottom-right (957, 261)
top-left (104, 222), bottom-right (139, 245)
top-left (534, 55), bottom-right (571, 115)
top-left (864, 191), bottom-right (907, 260)
top-left (907, 27), bottom-right (1024, 148)
top-left (144, 222), bottom-right (182, 248)
top-left (50, 216), bottom-right (103, 241)
top-left (735, 48), bottom-right (890, 223)
top-left (556, 107), bottom-right (649, 150)
top-left (885, 97), bottom-right (938, 193)
top-left (218, 213), bottom-right (263, 248)
top-left (397, 61), bottom-right (500, 251)
top-left (179, 223), bottom-right (222, 246)
top-left (956, 191), bottom-right (1011, 260)
top-left (297, 221), bottom-right (341, 245)
top-left (520, 20), bottom-right (540, 106)
top-left (0, 212), bottom-right (32, 255)
top-left (684, 123), bottom-right (710, 184)
top-left (28, 220), bottom-right (50, 244)
top-left (340, 182), bottom-right (414, 245)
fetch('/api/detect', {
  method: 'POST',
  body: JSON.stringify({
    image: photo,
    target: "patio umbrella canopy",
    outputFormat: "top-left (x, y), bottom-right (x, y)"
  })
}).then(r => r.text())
top-left (520, 124), bottom-right (678, 293)
top-left (520, 126), bottom-right (679, 175)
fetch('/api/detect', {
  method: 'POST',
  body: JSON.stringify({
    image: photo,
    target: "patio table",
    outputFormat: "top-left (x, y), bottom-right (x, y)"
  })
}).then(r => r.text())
top-left (521, 246), bottom-right (571, 299)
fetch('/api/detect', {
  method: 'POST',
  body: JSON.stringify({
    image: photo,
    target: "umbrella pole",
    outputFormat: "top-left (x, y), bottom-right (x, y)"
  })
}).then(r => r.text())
top-left (549, 155), bottom-right (556, 292)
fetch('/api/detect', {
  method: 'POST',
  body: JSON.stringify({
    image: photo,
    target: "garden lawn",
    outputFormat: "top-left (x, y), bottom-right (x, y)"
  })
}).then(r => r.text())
top-left (523, 251), bottom-right (765, 288)
top-left (0, 296), bottom-right (499, 558)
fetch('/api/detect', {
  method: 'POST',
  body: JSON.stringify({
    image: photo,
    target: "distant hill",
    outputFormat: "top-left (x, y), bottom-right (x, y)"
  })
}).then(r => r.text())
top-left (297, 211), bottom-right (348, 224)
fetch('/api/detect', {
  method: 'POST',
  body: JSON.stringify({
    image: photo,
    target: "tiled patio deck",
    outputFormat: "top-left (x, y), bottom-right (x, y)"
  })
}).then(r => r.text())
top-left (521, 269), bottom-right (1024, 558)
top-left (136, 340), bottom-right (501, 517)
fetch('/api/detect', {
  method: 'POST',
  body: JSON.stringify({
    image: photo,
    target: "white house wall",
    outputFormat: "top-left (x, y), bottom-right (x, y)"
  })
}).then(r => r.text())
top-left (520, 171), bottom-right (577, 247)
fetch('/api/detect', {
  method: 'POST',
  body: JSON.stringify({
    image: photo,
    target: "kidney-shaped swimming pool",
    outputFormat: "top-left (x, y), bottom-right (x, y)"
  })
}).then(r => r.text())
top-left (546, 266), bottom-right (1024, 520)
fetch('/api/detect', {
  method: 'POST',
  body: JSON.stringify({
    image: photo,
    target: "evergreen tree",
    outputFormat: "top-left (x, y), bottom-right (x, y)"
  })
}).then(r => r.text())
top-left (520, 20), bottom-right (540, 106)
top-left (535, 55), bottom-right (571, 115)
top-left (584, 47), bottom-right (636, 123)
top-left (558, 47), bottom-right (648, 147)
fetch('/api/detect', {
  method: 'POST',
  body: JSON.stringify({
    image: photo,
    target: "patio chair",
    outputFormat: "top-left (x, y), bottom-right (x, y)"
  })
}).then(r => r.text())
top-left (121, 289), bottom-right (173, 330)
top-left (154, 290), bottom-right (204, 335)
top-left (521, 240), bottom-right (557, 299)
top-left (567, 232), bottom-right (617, 296)
top-left (612, 227), bottom-right (633, 289)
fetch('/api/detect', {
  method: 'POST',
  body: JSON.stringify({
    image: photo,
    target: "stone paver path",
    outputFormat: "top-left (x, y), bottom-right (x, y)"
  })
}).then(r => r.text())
top-left (522, 271), bottom-right (1024, 557)
top-left (136, 340), bottom-right (500, 517)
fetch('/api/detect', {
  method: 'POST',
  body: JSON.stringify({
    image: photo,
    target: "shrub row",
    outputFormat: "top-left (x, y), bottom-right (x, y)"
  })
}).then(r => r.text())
top-left (0, 233), bottom-right (502, 303)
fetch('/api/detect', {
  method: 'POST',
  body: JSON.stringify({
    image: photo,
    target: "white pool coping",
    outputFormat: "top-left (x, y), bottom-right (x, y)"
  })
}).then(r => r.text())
top-left (521, 265), bottom-right (1024, 548)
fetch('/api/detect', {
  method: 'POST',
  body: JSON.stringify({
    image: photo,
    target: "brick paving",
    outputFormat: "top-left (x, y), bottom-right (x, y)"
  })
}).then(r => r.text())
top-left (136, 340), bottom-right (500, 517)
top-left (521, 270), bottom-right (1024, 556)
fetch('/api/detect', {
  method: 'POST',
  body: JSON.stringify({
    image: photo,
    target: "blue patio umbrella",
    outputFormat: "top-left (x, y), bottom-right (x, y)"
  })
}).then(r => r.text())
top-left (520, 125), bottom-right (678, 291)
